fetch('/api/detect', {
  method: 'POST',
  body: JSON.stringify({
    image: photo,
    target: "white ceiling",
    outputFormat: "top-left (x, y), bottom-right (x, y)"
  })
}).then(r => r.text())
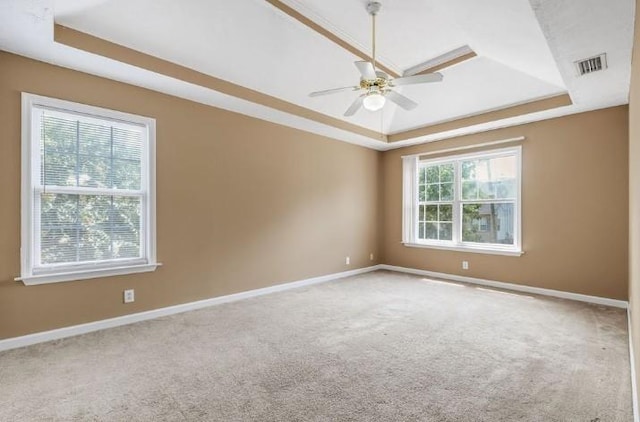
top-left (0, 0), bottom-right (635, 150)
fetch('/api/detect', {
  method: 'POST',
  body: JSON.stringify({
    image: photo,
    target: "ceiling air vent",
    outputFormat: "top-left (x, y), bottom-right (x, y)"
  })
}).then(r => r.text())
top-left (575, 54), bottom-right (607, 76)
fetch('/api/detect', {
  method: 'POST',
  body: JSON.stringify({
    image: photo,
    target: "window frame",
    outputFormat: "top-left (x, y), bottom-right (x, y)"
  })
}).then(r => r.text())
top-left (19, 93), bottom-right (159, 285)
top-left (402, 146), bottom-right (523, 256)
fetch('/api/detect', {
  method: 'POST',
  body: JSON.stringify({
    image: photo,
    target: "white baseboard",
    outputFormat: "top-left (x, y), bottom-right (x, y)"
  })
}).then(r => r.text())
top-left (0, 263), bottom-right (628, 353)
top-left (629, 309), bottom-right (640, 422)
top-left (0, 265), bottom-right (381, 353)
top-left (379, 264), bottom-right (629, 309)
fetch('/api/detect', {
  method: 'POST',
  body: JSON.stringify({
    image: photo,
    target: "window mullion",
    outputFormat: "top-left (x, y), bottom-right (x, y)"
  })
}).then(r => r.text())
top-left (453, 161), bottom-right (461, 246)
top-left (75, 120), bottom-right (80, 263)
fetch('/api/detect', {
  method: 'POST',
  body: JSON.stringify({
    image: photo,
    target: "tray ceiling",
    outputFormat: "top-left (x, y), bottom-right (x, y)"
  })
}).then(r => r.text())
top-left (0, 0), bottom-right (634, 150)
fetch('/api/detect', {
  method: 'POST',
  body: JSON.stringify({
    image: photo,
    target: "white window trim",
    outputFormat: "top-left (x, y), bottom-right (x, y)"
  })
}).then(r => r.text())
top-left (402, 146), bottom-right (523, 256)
top-left (18, 93), bottom-right (160, 285)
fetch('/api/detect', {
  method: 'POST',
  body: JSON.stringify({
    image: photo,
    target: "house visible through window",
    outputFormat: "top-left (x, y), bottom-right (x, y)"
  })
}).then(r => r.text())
top-left (20, 93), bottom-right (158, 285)
top-left (403, 146), bottom-right (521, 255)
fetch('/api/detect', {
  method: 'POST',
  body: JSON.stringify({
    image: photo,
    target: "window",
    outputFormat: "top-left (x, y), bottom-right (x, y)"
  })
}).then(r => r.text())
top-left (20, 93), bottom-right (157, 285)
top-left (403, 146), bottom-right (522, 256)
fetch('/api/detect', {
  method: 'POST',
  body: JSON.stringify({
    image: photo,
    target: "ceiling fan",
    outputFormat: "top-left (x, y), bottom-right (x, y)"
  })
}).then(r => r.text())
top-left (309, 1), bottom-right (443, 117)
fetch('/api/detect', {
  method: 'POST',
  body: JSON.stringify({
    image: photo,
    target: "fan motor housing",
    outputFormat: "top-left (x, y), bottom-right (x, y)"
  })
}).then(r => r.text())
top-left (360, 71), bottom-right (389, 91)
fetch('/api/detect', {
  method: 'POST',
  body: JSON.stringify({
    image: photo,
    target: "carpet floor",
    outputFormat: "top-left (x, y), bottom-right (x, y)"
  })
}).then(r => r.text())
top-left (0, 270), bottom-right (632, 421)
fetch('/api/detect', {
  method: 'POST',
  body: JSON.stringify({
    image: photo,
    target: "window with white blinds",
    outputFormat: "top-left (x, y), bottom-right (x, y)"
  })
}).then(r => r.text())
top-left (20, 93), bottom-right (157, 285)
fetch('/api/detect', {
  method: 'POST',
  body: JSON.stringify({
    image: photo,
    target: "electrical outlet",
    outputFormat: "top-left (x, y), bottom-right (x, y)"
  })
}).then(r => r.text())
top-left (369, 253), bottom-right (374, 261)
top-left (346, 256), bottom-right (350, 265)
top-left (123, 289), bottom-right (135, 304)
top-left (462, 261), bottom-right (469, 270)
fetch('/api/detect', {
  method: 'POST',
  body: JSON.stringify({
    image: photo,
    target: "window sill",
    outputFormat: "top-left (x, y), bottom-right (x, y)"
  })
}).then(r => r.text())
top-left (403, 242), bottom-right (523, 257)
top-left (16, 263), bottom-right (161, 286)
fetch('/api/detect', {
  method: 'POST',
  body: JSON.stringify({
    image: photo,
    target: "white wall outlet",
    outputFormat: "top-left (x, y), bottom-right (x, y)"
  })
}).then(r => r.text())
top-left (346, 256), bottom-right (350, 265)
top-left (462, 261), bottom-right (469, 270)
top-left (369, 253), bottom-right (374, 261)
top-left (123, 289), bottom-right (135, 304)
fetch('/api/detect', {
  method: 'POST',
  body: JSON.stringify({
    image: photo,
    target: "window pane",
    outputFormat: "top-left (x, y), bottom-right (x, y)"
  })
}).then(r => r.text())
top-left (440, 164), bottom-right (454, 183)
top-left (418, 222), bottom-right (425, 239)
top-left (478, 181), bottom-right (496, 199)
top-left (461, 155), bottom-right (516, 194)
top-left (41, 226), bottom-right (79, 264)
top-left (425, 222), bottom-right (438, 240)
top-left (427, 184), bottom-right (439, 201)
top-left (439, 223), bottom-right (453, 241)
top-left (79, 122), bottom-right (111, 157)
top-left (41, 193), bottom-right (78, 226)
top-left (439, 204), bottom-right (452, 222)
top-left (41, 193), bottom-right (79, 264)
top-left (113, 159), bottom-right (141, 190)
top-left (113, 127), bottom-right (142, 161)
top-left (462, 203), bottom-right (515, 245)
top-left (111, 196), bottom-right (141, 259)
top-left (440, 183), bottom-right (453, 201)
top-left (419, 185), bottom-right (426, 202)
top-left (40, 193), bottom-right (141, 265)
top-left (495, 180), bottom-right (516, 199)
top-left (425, 205), bottom-right (438, 221)
top-left (426, 166), bottom-right (439, 183)
top-left (43, 115), bottom-right (76, 153)
top-left (418, 167), bottom-right (427, 184)
top-left (79, 155), bottom-right (111, 188)
top-left (489, 156), bottom-right (517, 180)
top-left (40, 111), bottom-right (142, 191)
top-left (462, 181), bottom-right (477, 200)
top-left (461, 161), bottom-right (475, 180)
top-left (77, 196), bottom-right (111, 262)
top-left (42, 152), bottom-right (77, 186)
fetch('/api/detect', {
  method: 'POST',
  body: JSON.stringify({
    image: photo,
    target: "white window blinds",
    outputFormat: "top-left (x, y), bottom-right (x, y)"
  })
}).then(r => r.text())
top-left (36, 108), bottom-right (146, 267)
top-left (20, 93), bottom-right (157, 285)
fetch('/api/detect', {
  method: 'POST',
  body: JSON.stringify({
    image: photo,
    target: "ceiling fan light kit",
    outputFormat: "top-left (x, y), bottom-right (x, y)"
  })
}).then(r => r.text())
top-left (308, 1), bottom-right (444, 117)
top-left (363, 91), bottom-right (386, 111)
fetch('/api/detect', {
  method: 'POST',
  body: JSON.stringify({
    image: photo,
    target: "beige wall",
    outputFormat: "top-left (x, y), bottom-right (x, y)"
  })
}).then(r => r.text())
top-left (0, 49), bottom-right (632, 342)
top-left (0, 52), bottom-right (381, 339)
top-left (382, 106), bottom-right (629, 300)
top-left (629, 0), bottom-right (640, 408)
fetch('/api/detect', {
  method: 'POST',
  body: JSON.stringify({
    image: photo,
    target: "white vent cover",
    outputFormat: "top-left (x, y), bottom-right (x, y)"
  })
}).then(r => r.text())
top-left (575, 54), bottom-right (607, 76)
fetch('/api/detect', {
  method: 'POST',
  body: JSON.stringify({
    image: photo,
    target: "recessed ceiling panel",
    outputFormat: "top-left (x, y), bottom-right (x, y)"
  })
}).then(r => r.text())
top-left (284, 0), bottom-right (565, 87)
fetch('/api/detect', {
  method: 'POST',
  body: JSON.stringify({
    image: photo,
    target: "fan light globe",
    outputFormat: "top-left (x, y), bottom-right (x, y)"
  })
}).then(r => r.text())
top-left (363, 92), bottom-right (386, 111)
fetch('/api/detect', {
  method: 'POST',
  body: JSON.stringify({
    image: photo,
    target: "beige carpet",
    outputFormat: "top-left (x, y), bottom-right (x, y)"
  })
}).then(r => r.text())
top-left (0, 271), bottom-right (632, 421)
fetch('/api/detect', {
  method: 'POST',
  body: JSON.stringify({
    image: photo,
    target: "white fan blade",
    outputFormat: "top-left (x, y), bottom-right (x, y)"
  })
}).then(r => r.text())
top-left (355, 61), bottom-right (377, 80)
top-left (344, 96), bottom-right (364, 116)
top-left (392, 72), bottom-right (443, 86)
top-left (385, 90), bottom-right (418, 110)
top-left (309, 86), bottom-right (359, 97)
